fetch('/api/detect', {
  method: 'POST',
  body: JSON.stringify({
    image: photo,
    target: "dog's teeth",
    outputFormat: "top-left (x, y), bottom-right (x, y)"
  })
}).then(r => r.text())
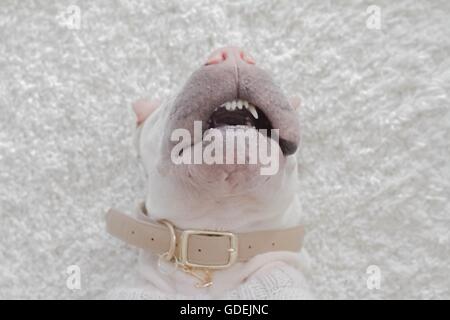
top-left (218, 100), bottom-right (256, 113)
top-left (248, 105), bottom-right (258, 119)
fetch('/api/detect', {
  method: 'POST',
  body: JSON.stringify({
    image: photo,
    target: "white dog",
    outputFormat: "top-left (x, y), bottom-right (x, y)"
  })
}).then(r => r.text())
top-left (106, 47), bottom-right (314, 299)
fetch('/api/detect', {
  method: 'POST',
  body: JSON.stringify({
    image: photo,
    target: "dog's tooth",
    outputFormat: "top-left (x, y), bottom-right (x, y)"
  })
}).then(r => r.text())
top-left (225, 102), bottom-right (232, 111)
top-left (243, 101), bottom-right (249, 109)
top-left (231, 101), bottom-right (237, 111)
top-left (248, 105), bottom-right (258, 119)
top-left (237, 100), bottom-right (243, 109)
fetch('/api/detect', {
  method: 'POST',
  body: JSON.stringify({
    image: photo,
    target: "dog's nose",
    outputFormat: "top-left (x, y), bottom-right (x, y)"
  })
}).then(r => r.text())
top-left (205, 47), bottom-right (255, 66)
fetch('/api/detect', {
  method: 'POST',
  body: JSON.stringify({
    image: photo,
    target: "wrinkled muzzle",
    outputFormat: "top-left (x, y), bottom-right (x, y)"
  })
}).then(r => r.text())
top-left (163, 47), bottom-right (300, 159)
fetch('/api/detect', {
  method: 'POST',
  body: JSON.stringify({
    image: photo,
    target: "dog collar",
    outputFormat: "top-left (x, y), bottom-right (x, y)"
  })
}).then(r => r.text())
top-left (105, 207), bottom-right (305, 270)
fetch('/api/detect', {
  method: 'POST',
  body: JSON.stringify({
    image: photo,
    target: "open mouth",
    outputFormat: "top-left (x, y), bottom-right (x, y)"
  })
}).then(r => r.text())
top-left (206, 99), bottom-right (272, 131)
top-left (168, 63), bottom-right (300, 157)
top-left (205, 99), bottom-right (296, 155)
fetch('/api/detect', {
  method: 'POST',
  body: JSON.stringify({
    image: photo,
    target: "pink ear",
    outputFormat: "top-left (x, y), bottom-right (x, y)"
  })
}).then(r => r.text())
top-left (289, 96), bottom-right (301, 110)
top-left (132, 99), bottom-right (159, 126)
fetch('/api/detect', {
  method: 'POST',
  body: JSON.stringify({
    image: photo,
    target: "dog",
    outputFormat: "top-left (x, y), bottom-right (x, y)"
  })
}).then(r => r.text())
top-left (106, 47), bottom-right (314, 299)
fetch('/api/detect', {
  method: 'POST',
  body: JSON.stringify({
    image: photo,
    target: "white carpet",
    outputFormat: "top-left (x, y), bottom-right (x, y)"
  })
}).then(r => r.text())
top-left (0, 0), bottom-right (449, 299)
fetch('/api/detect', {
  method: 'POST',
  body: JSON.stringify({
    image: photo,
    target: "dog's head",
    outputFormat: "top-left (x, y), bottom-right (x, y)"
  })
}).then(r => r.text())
top-left (133, 47), bottom-right (300, 229)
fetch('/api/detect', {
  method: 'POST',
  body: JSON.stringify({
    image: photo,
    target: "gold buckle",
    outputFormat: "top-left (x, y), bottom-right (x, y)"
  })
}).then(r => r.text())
top-left (179, 230), bottom-right (238, 269)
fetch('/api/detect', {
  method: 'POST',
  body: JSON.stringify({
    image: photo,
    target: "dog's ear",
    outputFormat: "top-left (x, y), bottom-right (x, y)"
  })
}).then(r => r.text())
top-left (132, 99), bottom-right (160, 126)
top-left (289, 96), bottom-right (301, 110)
top-left (132, 98), bottom-right (160, 160)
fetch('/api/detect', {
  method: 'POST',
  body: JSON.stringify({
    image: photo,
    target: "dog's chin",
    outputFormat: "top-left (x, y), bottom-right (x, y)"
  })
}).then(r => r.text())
top-left (177, 126), bottom-right (285, 196)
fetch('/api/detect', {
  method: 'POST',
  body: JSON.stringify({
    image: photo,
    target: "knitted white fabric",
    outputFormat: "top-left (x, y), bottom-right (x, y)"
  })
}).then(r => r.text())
top-left (107, 264), bottom-right (313, 300)
top-left (223, 266), bottom-right (313, 300)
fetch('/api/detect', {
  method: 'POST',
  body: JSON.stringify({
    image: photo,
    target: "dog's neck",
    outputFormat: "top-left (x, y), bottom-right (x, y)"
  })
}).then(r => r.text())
top-left (144, 198), bottom-right (301, 232)
top-left (144, 174), bottom-right (301, 233)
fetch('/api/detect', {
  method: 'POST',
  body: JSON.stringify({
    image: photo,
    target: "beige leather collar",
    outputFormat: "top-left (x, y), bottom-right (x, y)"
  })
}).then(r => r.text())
top-left (106, 207), bottom-right (305, 270)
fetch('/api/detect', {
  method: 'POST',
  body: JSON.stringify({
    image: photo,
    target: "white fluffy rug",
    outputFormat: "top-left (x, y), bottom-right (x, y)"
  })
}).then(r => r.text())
top-left (1, 0), bottom-right (449, 299)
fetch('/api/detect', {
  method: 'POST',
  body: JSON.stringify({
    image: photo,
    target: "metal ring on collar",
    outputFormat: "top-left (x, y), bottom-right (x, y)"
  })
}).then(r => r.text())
top-left (159, 219), bottom-right (177, 261)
